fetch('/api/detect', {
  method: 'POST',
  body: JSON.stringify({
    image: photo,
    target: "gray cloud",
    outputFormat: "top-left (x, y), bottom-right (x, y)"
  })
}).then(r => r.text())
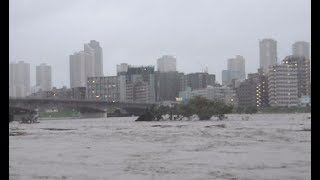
top-left (10, 0), bottom-right (311, 87)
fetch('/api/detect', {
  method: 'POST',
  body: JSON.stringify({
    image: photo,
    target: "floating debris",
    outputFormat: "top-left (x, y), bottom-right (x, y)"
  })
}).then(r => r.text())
top-left (40, 128), bottom-right (76, 131)
top-left (204, 124), bottom-right (226, 128)
top-left (296, 128), bottom-right (311, 132)
top-left (175, 125), bottom-right (187, 128)
top-left (9, 132), bottom-right (28, 136)
top-left (151, 125), bottom-right (172, 128)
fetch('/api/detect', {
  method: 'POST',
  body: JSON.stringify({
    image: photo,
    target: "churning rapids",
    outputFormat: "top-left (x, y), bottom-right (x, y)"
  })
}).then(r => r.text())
top-left (9, 113), bottom-right (310, 180)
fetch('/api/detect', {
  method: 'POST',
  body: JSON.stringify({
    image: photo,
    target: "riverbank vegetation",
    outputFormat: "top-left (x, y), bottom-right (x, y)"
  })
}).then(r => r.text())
top-left (136, 96), bottom-right (233, 121)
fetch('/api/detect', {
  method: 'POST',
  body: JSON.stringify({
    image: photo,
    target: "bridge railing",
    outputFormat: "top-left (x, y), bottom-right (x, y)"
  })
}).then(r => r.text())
top-left (9, 97), bottom-right (154, 106)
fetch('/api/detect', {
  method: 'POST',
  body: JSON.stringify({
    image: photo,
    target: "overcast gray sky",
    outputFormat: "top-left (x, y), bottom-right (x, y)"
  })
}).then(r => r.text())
top-left (9, 0), bottom-right (311, 88)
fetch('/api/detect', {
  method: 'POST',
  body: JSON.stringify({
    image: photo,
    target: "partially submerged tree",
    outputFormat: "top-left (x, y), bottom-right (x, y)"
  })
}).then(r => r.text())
top-left (190, 96), bottom-right (233, 120)
top-left (136, 96), bottom-right (233, 121)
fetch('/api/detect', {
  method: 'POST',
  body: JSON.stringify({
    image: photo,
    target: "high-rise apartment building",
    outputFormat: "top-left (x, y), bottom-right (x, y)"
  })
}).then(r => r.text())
top-left (227, 55), bottom-right (246, 79)
top-left (268, 64), bottom-right (298, 107)
top-left (157, 55), bottom-right (177, 72)
top-left (292, 41), bottom-right (310, 60)
top-left (85, 40), bottom-right (103, 76)
top-left (69, 51), bottom-right (94, 88)
top-left (36, 63), bottom-right (52, 91)
top-left (9, 61), bottom-right (30, 97)
top-left (222, 55), bottom-right (246, 86)
top-left (70, 40), bottom-right (103, 88)
top-left (259, 39), bottom-right (277, 73)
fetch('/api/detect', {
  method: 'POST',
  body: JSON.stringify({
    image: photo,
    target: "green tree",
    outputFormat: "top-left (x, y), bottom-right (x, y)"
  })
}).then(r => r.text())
top-left (188, 96), bottom-right (233, 120)
top-left (136, 96), bottom-right (234, 121)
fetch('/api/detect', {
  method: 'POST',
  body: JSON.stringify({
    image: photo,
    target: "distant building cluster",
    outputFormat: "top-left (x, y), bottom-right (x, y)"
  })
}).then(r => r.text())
top-left (10, 61), bottom-right (52, 98)
top-left (10, 39), bottom-right (311, 108)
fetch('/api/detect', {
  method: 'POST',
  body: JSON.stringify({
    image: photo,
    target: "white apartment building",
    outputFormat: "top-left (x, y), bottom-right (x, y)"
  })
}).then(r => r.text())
top-left (36, 63), bottom-right (52, 91)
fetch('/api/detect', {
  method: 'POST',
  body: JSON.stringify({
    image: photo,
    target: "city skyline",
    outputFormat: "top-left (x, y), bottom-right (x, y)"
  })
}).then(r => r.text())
top-left (9, 39), bottom-right (310, 89)
top-left (10, 0), bottom-right (310, 88)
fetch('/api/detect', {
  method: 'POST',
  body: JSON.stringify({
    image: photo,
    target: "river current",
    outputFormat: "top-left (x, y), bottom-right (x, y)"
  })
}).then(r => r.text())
top-left (9, 113), bottom-right (311, 180)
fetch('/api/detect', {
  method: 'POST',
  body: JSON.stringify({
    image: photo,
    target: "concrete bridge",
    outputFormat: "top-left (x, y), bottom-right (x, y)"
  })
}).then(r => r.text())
top-left (9, 98), bottom-right (153, 117)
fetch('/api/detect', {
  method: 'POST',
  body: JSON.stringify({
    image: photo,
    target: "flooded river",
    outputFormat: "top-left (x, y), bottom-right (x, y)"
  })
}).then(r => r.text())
top-left (9, 113), bottom-right (311, 180)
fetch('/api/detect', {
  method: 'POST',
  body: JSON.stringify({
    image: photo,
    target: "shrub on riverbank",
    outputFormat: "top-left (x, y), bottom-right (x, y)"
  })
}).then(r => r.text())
top-left (257, 106), bottom-right (311, 114)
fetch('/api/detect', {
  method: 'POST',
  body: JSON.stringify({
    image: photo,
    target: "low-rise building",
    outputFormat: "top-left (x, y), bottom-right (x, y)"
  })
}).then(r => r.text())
top-left (185, 72), bottom-right (216, 90)
top-left (191, 85), bottom-right (236, 105)
top-left (71, 87), bottom-right (86, 100)
top-left (126, 79), bottom-right (151, 103)
top-left (236, 79), bottom-right (257, 109)
top-left (222, 70), bottom-right (243, 86)
top-left (87, 76), bottom-right (119, 102)
top-left (28, 86), bottom-right (72, 99)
